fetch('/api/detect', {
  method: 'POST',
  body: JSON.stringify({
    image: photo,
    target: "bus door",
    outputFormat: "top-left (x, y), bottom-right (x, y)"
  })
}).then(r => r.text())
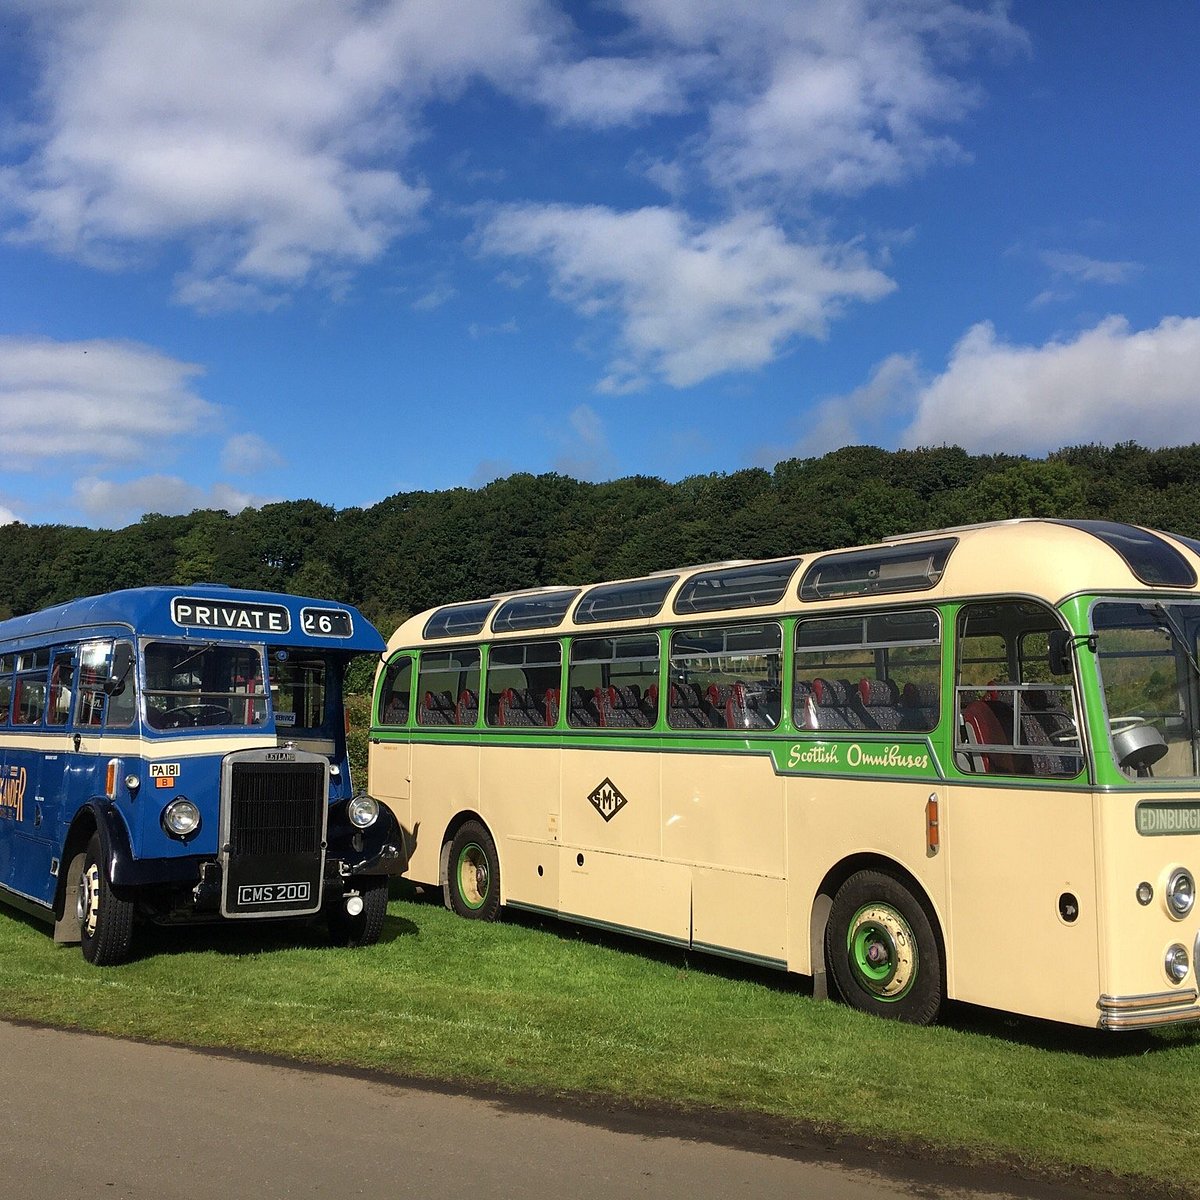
top-left (944, 601), bottom-right (1097, 1024)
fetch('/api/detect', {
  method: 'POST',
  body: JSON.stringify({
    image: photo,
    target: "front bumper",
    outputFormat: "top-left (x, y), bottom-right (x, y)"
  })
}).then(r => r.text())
top-left (1098, 988), bottom-right (1200, 1030)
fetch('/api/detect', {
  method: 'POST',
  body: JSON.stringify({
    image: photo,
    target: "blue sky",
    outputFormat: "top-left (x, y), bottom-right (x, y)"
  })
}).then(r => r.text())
top-left (1, 1), bottom-right (1198, 529)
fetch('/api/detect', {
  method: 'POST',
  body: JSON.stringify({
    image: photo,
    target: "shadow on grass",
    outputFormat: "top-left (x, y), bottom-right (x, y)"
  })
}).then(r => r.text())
top-left (475, 898), bottom-right (1199, 1060)
top-left (125, 908), bottom-right (419, 962)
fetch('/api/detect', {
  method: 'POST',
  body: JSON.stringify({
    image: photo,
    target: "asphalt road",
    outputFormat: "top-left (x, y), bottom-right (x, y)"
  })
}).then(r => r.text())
top-left (0, 1020), bottom-right (1101, 1200)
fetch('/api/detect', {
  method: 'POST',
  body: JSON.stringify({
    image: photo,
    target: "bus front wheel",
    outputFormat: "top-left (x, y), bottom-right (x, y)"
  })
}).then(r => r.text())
top-left (445, 821), bottom-right (501, 921)
top-left (826, 870), bottom-right (942, 1025)
top-left (327, 877), bottom-right (389, 947)
top-left (77, 833), bottom-right (135, 967)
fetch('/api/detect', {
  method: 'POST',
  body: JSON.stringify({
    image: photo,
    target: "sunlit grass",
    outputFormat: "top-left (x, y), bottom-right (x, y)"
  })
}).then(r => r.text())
top-left (0, 888), bottom-right (1195, 1192)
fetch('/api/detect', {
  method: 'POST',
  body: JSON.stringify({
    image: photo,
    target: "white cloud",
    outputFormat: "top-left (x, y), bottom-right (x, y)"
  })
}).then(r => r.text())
top-left (0, 506), bottom-right (17, 526)
top-left (0, 336), bottom-right (214, 466)
top-left (221, 433), bottom-right (285, 476)
top-left (1, 0), bottom-right (567, 303)
top-left (615, 0), bottom-right (1028, 195)
top-left (73, 475), bottom-right (266, 530)
top-left (904, 316), bottom-right (1200, 453)
top-left (1040, 250), bottom-right (1141, 286)
top-left (481, 203), bottom-right (895, 388)
top-left (532, 54), bottom-right (700, 128)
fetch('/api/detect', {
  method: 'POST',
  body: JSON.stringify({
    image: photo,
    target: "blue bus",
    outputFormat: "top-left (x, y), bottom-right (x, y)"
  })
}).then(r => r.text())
top-left (0, 585), bottom-right (407, 964)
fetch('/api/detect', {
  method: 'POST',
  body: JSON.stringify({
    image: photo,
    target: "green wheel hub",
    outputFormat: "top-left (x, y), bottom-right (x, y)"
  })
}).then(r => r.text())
top-left (456, 843), bottom-right (490, 910)
top-left (846, 902), bottom-right (918, 1002)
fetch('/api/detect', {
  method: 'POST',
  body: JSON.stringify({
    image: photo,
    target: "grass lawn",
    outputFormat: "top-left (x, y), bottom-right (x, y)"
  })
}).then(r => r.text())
top-left (0, 886), bottom-right (1196, 1195)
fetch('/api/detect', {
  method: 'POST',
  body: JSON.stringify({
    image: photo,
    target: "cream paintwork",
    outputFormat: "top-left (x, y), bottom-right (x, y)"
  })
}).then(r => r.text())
top-left (375, 520), bottom-right (1200, 1027)
top-left (1095, 793), bottom-right (1200, 1001)
top-left (943, 783), bottom-right (1100, 1024)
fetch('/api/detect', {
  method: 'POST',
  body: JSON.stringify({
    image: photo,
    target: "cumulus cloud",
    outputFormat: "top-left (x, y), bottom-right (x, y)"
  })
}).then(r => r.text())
top-left (552, 403), bottom-right (615, 480)
top-left (0, 336), bottom-right (214, 466)
top-left (0, 506), bottom-right (17, 526)
top-left (0, 0), bottom-right (571, 302)
top-left (481, 204), bottom-right (894, 388)
top-left (616, 0), bottom-right (1027, 194)
top-left (902, 316), bottom-right (1200, 453)
top-left (73, 475), bottom-right (266, 530)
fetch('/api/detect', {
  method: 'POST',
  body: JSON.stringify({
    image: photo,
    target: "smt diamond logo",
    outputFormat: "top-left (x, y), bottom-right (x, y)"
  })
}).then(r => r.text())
top-left (587, 778), bottom-right (628, 823)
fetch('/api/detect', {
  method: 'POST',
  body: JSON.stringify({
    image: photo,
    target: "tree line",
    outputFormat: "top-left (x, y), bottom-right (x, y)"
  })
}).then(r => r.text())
top-left (3, 442), bottom-right (1200, 631)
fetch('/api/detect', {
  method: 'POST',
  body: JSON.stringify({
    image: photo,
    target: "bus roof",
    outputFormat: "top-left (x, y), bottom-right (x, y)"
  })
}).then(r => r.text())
top-left (0, 585), bottom-right (385, 654)
top-left (386, 519), bottom-right (1200, 651)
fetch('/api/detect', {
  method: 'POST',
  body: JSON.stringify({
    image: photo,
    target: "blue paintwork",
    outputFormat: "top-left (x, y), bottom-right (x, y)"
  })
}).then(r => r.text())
top-left (0, 586), bottom-right (385, 913)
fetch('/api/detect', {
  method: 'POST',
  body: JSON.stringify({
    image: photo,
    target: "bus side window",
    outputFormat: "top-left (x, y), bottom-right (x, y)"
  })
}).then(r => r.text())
top-left (13, 648), bottom-right (49, 726)
top-left (379, 657), bottom-right (413, 726)
top-left (954, 602), bottom-right (1081, 778)
top-left (0, 655), bottom-right (13, 724)
top-left (76, 641), bottom-right (112, 728)
top-left (105, 642), bottom-right (137, 728)
top-left (47, 648), bottom-right (77, 727)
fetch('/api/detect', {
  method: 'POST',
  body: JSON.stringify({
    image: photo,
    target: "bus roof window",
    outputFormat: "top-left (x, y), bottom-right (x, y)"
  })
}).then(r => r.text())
top-left (491, 589), bottom-right (579, 634)
top-left (574, 576), bottom-right (677, 625)
top-left (423, 599), bottom-right (498, 640)
top-left (674, 559), bottom-right (801, 615)
top-left (1052, 520), bottom-right (1197, 588)
top-left (799, 539), bottom-right (956, 602)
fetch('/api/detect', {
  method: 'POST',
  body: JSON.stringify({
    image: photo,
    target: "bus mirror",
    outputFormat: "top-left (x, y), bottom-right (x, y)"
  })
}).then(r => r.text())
top-left (1048, 631), bottom-right (1072, 676)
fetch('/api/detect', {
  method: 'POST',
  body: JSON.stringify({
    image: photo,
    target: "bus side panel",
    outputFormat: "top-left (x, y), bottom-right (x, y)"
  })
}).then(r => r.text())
top-left (560, 847), bottom-right (691, 944)
top-left (559, 746), bottom-right (690, 941)
top-left (945, 784), bottom-right (1099, 1024)
top-left (663, 748), bottom-right (787, 963)
top-left (5, 741), bottom-right (62, 905)
top-left (692, 866), bottom-right (786, 963)
top-left (407, 740), bottom-right (480, 888)
top-left (369, 739), bottom-right (413, 843)
top-left (783, 776), bottom-right (948, 977)
top-left (479, 741), bottom-right (560, 906)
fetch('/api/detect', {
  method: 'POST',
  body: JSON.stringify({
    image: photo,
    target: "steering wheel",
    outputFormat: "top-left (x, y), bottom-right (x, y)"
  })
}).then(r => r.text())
top-left (163, 703), bottom-right (233, 728)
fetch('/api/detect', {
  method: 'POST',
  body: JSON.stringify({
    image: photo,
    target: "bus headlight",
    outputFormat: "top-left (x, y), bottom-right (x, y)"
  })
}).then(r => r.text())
top-left (1165, 943), bottom-right (1190, 984)
top-left (1166, 868), bottom-right (1195, 919)
top-left (161, 798), bottom-right (201, 840)
top-left (347, 795), bottom-right (380, 830)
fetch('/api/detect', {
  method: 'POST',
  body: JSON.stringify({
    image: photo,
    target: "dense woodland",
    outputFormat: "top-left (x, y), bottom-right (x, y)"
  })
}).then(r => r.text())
top-left (4, 442), bottom-right (1200, 631)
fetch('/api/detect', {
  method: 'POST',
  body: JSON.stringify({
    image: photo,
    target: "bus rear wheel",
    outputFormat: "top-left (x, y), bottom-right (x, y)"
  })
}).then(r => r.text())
top-left (826, 869), bottom-right (941, 1025)
top-left (77, 833), bottom-right (135, 966)
top-left (445, 821), bottom-right (501, 921)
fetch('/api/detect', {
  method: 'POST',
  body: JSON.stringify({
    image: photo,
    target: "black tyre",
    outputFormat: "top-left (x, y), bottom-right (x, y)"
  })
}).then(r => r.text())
top-left (78, 833), bottom-right (135, 966)
top-left (445, 821), bottom-right (501, 921)
top-left (826, 869), bottom-right (942, 1025)
top-left (328, 877), bottom-right (389, 948)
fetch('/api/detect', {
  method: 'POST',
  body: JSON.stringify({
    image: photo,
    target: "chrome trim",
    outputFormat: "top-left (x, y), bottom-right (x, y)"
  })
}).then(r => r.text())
top-left (1098, 988), bottom-right (1200, 1030)
top-left (1099, 988), bottom-right (1197, 1010)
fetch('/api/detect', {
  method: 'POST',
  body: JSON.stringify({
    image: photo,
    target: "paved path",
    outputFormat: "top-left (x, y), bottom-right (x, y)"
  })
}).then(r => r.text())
top-left (0, 1020), bottom-right (1088, 1199)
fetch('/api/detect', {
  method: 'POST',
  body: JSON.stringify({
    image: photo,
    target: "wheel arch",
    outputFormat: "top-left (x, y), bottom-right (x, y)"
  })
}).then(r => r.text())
top-left (54, 801), bottom-right (134, 920)
top-left (808, 852), bottom-right (946, 1002)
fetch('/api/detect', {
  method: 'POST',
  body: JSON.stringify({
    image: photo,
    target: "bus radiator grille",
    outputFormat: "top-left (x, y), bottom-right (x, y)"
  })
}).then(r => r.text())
top-left (228, 762), bottom-right (325, 857)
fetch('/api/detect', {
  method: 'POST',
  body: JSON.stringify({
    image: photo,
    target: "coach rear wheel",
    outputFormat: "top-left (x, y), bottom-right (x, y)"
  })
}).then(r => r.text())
top-left (826, 869), bottom-right (942, 1025)
top-left (77, 833), bottom-right (135, 967)
top-left (445, 821), bottom-right (501, 921)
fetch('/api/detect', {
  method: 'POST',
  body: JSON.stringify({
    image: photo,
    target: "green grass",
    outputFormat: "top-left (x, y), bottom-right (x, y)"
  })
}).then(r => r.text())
top-left (1, 890), bottom-right (1197, 1194)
